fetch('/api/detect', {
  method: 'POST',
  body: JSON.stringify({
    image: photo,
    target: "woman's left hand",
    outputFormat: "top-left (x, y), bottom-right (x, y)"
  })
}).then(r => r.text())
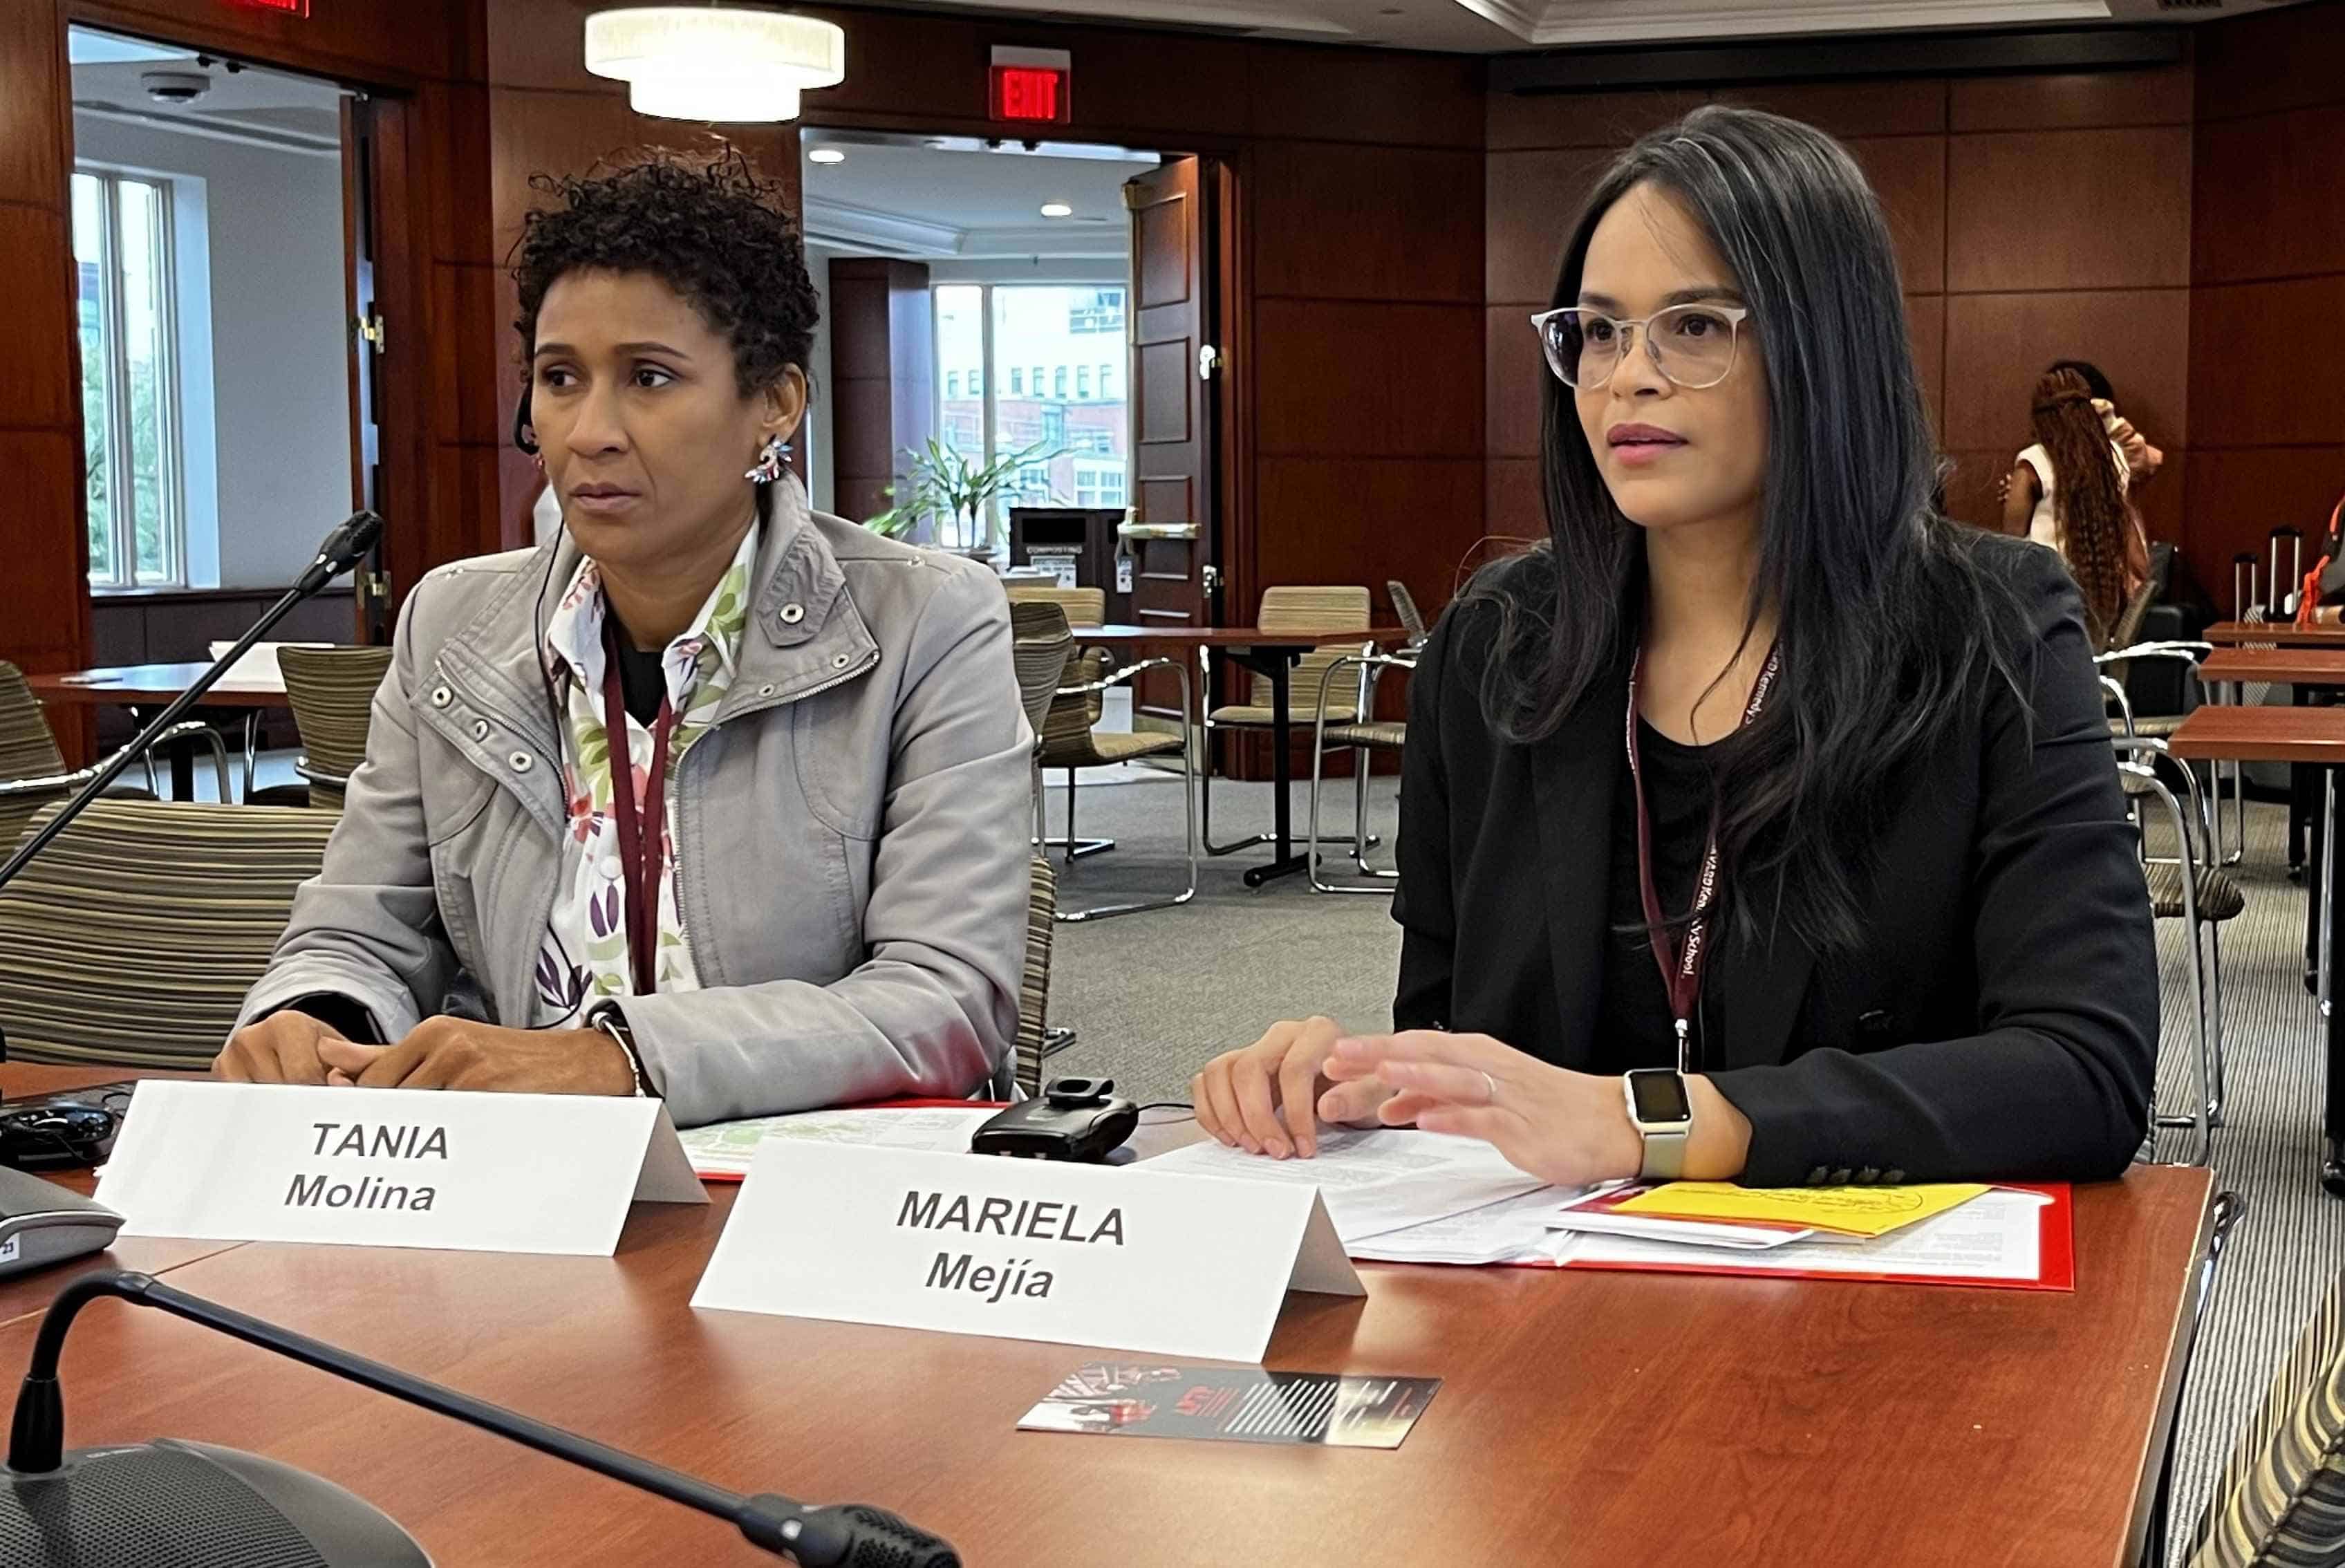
top-left (317, 1017), bottom-right (637, 1096)
top-left (1322, 1032), bottom-right (1646, 1187)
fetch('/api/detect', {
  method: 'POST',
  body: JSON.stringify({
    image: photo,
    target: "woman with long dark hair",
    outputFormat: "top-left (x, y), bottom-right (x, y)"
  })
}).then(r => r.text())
top-left (2005, 365), bottom-right (2149, 646)
top-left (1191, 106), bottom-right (2155, 1187)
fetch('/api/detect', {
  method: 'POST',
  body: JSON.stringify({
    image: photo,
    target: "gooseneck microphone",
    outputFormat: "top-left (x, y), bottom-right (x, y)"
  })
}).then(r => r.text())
top-left (1, 1269), bottom-right (960, 1567)
top-left (0, 510), bottom-right (384, 896)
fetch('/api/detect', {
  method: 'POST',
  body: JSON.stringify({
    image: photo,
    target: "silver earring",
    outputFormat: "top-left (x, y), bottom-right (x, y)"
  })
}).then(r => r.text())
top-left (745, 436), bottom-right (789, 484)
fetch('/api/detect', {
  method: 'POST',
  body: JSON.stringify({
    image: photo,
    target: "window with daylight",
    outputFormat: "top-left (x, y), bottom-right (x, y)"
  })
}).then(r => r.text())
top-left (931, 283), bottom-right (1131, 544)
top-left (74, 167), bottom-right (185, 587)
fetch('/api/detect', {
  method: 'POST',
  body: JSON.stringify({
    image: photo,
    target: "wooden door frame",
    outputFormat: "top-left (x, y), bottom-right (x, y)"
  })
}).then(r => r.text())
top-left (59, 3), bottom-right (435, 642)
top-left (791, 115), bottom-right (1253, 633)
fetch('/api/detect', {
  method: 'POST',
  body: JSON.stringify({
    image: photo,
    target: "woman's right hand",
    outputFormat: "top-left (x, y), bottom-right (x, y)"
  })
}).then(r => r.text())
top-left (214, 1010), bottom-right (347, 1085)
top-left (1191, 1016), bottom-right (1393, 1159)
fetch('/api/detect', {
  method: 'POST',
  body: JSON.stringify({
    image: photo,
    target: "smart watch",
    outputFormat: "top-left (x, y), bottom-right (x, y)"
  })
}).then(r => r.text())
top-left (1623, 1069), bottom-right (1692, 1180)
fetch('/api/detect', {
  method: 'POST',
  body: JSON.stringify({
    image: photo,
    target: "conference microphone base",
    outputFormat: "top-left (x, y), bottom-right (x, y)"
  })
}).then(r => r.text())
top-left (1, 1439), bottom-right (429, 1567)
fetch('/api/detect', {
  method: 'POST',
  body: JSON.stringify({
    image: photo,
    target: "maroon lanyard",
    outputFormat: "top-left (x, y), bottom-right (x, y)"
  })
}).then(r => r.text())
top-left (599, 619), bottom-right (678, 998)
top-left (1623, 642), bottom-right (1782, 1071)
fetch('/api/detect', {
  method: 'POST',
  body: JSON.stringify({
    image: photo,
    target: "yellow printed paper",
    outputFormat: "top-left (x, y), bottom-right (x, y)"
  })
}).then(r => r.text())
top-left (1612, 1182), bottom-right (1991, 1239)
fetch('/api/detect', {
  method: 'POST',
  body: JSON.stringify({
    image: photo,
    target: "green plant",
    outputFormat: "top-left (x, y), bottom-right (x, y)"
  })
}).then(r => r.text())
top-left (866, 437), bottom-right (1064, 550)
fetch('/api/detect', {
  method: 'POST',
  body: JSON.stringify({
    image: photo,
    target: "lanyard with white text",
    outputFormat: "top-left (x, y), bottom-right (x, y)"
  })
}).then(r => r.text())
top-left (1624, 641), bottom-right (1782, 1073)
top-left (600, 618), bottom-right (678, 999)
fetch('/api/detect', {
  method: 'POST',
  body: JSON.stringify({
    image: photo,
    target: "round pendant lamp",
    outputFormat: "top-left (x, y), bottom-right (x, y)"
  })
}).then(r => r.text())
top-left (585, 7), bottom-right (845, 123)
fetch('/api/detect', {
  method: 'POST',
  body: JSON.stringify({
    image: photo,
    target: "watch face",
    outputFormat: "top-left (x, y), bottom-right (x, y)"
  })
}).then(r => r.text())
top-left (1629, 1070), bottom-right (1692, 1124)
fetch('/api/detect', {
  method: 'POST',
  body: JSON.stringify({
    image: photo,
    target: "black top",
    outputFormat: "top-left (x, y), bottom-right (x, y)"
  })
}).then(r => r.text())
top-left (613, 640), bottom-right (668, 727)
top-left (1390, 533), bottom-right (2157, 1186)
top-left (1594, 723), bottom-right (1714, 1076)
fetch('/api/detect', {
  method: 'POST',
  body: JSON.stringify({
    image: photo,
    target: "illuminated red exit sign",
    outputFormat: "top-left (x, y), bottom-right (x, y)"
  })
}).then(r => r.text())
top-left (989, 46), bottom-right (1071, 125)
top-left (235, 0), bottom-right (311, 14)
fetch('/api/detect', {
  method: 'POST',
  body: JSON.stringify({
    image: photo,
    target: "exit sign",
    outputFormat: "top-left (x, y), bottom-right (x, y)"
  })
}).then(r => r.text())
top-left (236, 0), bottom-right (311, 14)
top-left (989, 46), bottom-right (1071, 126)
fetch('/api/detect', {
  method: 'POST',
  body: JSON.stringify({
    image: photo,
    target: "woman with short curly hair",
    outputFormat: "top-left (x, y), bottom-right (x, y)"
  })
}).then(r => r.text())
top-left (217, 147), bottom-right (1035, 1125)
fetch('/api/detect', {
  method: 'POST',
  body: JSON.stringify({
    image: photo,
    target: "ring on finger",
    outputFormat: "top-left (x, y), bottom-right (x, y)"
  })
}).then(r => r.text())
top-left (1479, 1070), bottom-right (1499, 1106)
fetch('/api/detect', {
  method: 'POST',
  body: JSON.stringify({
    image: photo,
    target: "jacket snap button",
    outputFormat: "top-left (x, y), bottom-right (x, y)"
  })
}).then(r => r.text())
top-left (471, 720), bottom-right (489, 741)
top-left (508, 751), bottom-right (534, 773)
top-left (830, 653), bottom-right (851, 670)
top-left (430, 685), bottom-right (452, 708)
top-left (779, 603), bottom-right (805, 624)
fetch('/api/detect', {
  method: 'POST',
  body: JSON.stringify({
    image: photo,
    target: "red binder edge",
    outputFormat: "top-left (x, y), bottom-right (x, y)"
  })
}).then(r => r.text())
top-left (689, 1099), bottom-right (1005, 1184)
top-left (1541, 1183), bottom-right (2075, 1292)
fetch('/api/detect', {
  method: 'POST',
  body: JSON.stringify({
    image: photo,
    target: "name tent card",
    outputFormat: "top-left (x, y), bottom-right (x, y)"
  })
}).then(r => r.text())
top-left (95, 1081), bottom-right (706, 1257)
top-left (691, 1141), bottom-right (1365, 1363)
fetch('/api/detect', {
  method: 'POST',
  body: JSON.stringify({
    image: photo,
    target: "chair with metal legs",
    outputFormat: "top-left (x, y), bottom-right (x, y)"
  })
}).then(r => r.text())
top-left (1017, 601), bottom-right (1197, 920)
top-left (1306, 650), bottom-right (1415, 895)
top-left (1200, 585), bottom-right (1373, 857)
top-left (2114, 725), bottom-right (2236, 1161)
top-left (0, 660), bottom-right (230, 847)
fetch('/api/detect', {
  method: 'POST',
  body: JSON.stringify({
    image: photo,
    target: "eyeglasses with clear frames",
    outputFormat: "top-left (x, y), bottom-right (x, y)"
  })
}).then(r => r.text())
top-left (1530, 302), bottom-right (1751, 391)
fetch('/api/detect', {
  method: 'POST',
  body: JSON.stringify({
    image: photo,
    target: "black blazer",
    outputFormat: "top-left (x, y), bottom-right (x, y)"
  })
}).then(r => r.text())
top-left (1392, 536), bottom-right (2156, 1186)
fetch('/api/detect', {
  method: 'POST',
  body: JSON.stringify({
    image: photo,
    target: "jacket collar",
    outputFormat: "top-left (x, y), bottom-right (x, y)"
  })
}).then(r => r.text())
top-left (1529, 654), bottom-right (1814, 1072)
top-left (433, 476), bottom-right (878, 752)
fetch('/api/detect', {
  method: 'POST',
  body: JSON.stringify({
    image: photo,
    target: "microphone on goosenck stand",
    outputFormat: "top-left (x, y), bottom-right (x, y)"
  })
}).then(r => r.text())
top-left (0, 509), bottom-right (386, 897)
top-left (0, 1269), bottom-right (961, 1567)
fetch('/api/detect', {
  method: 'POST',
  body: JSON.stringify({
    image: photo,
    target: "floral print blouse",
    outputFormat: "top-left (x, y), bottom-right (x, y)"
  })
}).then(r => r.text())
top-left (530, 526), bottom-right (756, 1025)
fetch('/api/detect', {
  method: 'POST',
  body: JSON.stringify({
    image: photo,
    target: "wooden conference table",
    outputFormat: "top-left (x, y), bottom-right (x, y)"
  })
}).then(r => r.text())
top-left (2203, 620), bottom-right (2345, 646)
top-left (27, 662), bottom-right (289, 802)
top-left (0, 1064), bottom-right (2212, 1565)
top-left (1069, 624), bottom-right (1403, 888)
top-left (2170, 702), bottom-right (2345, 1195)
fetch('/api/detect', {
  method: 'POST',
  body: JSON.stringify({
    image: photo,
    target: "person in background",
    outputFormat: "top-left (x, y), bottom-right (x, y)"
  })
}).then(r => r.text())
top-left (2003, 365), bottom-right (2149, 647)
top-left (1190, 106), bottom-right (2154, 1189)
top-left (216, 148), bottom-right (1032, 1124)
top-left (2049, 358), bottom-right (2162, 487)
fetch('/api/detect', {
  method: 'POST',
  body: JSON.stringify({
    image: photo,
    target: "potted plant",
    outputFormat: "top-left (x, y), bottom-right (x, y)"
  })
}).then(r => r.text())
top-left (865, 437), bottom-right (1065, 557)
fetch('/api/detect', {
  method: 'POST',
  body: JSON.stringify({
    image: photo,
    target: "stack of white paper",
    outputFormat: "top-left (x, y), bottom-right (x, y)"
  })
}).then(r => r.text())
top-left (679, 1106), bottom-right (996, 1178)
top-left (1549, 1188), bottom-right (2051, 1280)
top-left (1141, 1129), bottom-right (1558, 1250)
top-left (1347, 1186), bottom-right (1586, 1265)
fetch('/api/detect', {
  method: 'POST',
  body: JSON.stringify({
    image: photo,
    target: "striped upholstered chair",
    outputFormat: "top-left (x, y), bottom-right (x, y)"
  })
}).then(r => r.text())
top-left (2187, 1264), bottom-right (2345, 1566)
top-left (0, 660), bottom-right (227, 849)
top-left (1014, 856), bottom-right (1057, 1096)
top-left (0, 799), bottom-right (337, 1070)
top-left (278, 644), bottom-right (395, 808)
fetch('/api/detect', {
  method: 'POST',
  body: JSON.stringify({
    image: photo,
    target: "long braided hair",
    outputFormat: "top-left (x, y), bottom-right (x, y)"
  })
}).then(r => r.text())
top-left (2030, 366), bottom-right (2138, 648)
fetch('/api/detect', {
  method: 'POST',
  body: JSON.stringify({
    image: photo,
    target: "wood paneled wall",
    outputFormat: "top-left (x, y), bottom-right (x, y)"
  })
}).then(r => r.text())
top-left (1484, 66), bottom-right (2197, 575)
top-left (774, 7), bottom-right (1486, 629)
top-left (0, 0), bottom-right (498, 760)
top-left (2189, 1), bottom-right (2345, 608)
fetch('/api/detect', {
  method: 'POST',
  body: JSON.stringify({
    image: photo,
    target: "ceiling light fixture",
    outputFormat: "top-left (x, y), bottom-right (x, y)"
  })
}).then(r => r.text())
top-left (807, 147), bottom-right (846, 165)
top-left (584, 7), bottom-right (845, 123)
top-left (1040, 201), bottom-right (1074, 218)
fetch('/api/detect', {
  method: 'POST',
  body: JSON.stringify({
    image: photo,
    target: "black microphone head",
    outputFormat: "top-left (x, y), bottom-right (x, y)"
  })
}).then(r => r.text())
top-left (321, 511), bottom-right (386, 570)
top-left (1, 1439), bottom-right (426, 1567)
top-left (740, 1497), bottom-right (960, 1568)
top-left (295, 512), bottom-right (385, 594)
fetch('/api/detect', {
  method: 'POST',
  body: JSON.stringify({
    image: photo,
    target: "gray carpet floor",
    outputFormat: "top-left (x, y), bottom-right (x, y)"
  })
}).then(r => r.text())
top-left (1041, 768), bottom-right (2337, 1560)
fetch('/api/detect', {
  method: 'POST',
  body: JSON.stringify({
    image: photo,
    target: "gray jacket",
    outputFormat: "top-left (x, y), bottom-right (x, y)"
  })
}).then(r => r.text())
top-left (238, 480), bottom-right (1032, 1126)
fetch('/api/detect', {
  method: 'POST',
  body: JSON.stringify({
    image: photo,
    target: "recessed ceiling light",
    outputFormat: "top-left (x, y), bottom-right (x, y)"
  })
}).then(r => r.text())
top-left (808, 147), bottom-right (845, 164)
top-left (1040, 201), bottom-right (1074, 218)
